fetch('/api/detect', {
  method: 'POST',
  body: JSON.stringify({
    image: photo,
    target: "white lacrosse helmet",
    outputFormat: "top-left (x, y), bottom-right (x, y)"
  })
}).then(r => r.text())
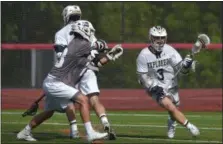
top-left (72, 20), bottom-right (96, 43)
top-left (62, 5), bottom-right (82, 25)
top-left (149, 26), bottom-right (167, 52)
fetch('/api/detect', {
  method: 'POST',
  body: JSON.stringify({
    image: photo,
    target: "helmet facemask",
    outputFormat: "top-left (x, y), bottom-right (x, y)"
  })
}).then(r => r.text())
top-left (67, 14), bottom-right (81, 23)
top-left (150, 35), bottom-right (167, 52)
top-left (72, 20), bottom-right (96, 43)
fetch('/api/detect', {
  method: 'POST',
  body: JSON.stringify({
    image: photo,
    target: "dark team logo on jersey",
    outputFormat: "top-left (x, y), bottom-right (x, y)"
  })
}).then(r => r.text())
top-left (147, 58), bottom-right (171, 68)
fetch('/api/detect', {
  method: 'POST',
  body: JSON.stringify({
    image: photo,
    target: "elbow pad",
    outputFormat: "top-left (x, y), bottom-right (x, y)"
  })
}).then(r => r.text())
top-left (54, 45), bottom-right (67, 53)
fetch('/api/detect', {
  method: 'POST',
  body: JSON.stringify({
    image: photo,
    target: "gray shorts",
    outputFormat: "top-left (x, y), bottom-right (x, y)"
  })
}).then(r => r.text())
top-left (42, 75), bottom-right (80, 113)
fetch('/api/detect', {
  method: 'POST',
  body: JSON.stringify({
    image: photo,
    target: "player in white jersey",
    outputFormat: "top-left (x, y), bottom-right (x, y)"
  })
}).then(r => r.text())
top-left (136, 26), bottom-right (200, 138)
top-left (52, 5), bottom-right (82, 139)
top-left (54, 5), bottom-right (116, 139)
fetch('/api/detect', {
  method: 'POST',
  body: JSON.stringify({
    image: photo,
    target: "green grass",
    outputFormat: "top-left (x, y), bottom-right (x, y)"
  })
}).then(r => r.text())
top-left (1, 110), bottom-right (222, 143)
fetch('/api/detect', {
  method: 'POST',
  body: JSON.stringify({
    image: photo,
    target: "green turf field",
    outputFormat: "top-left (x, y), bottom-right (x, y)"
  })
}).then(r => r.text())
top-left (1, 110), bottom-right (222, 143)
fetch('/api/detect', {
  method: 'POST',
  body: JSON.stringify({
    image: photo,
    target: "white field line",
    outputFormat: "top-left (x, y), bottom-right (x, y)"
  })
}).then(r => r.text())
top-left (1, 131), bottom-right (222, 144)
top-left (1, 111), bottom-right (222, 118)
top-left (1, 121), bottom-right (222, 131)
top-left (122, 136), bottom-right (222, 143)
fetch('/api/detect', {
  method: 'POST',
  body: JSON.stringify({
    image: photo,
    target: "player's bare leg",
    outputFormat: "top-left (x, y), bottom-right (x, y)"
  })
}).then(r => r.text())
top-left (160, 97), bottom-right (200, 137)
top-left (72, 93), bottom-right (108, 142)
top-left (89, 95), bottom-right (108, 126)
top-left (65, 103), bottom-right (79, 139)
top-left (17, 110), bottom-right (54, 141)
top-left (89, 94), bottom-right (116, 140)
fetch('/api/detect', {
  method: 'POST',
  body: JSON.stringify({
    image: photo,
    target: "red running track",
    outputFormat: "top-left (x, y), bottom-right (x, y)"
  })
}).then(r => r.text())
top-left (1, 88), bottom-right (222, 111)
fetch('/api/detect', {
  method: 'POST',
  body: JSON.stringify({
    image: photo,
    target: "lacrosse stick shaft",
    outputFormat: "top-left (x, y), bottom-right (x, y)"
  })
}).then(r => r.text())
top-left (172, 34), bottom-right (210, 79)
top-left (172, 51), bottom-right (195, 78)
top-left (22, 93), bottom-right (45, 117)
top-left (35, 93), bottom-right (45, 103)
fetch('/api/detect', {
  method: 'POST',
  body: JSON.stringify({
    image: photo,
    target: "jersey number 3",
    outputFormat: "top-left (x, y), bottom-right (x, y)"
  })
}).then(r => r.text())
top-left (157, 68), bottom-right (164, 80)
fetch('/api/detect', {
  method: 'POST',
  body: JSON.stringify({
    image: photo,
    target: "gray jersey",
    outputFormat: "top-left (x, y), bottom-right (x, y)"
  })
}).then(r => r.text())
top-left (49, 37), bottom-right (92, 87)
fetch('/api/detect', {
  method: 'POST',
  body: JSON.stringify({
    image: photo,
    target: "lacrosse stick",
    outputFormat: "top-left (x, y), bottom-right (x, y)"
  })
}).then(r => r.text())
top-left (172, 34), bottom-right (211, 79)
top-left (107, 44), bottom-right (123, 60)
top-left (22, 93), bottom-right (45, 117)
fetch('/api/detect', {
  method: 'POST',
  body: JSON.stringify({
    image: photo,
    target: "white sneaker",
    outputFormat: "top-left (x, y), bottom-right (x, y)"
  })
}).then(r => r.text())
top-left (187, 123), bottom-right (200, 136)
top-left (167, 118), bottom-right (177, 139)
top-left (17, 129), bottom-right (37, 141)
top-left (70, 131), bottom-right (80, 139)
top-left (87, 131), bottom-right (108, 142)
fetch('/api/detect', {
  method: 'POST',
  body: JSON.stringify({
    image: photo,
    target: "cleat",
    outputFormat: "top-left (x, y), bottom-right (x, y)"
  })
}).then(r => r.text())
top-left (17, 129), bottom-right (37, 141)
top-left (87, 131), bottom-right (108, 142)
top-left (188, 123), bottom-right (200, 137)
top-left (104, 123), bottom-right (116, 140)
top-left (70, 131), bottom-right (80, 139)
top-left (167, 118), bottom-right (177, 139)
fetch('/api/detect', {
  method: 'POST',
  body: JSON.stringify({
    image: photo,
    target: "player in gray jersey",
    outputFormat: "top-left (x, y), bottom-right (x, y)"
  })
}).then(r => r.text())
top-left (17, 20), bottom-right (110, 143)
top-left (19, 5), bottom-right (118, 140)
top-left (137, 26), bottom-right (200, 139)
top-left (52, 5), bottom-right (118, 140)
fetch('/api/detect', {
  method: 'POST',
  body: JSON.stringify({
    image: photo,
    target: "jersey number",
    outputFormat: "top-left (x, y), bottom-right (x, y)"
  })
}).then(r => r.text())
top-left (55, 48), bottom-right (68, 68)
top-left (157, 68), bottom-right (164, 80)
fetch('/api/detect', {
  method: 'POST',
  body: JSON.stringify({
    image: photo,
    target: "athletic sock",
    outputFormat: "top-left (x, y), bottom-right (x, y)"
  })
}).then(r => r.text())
top-left (70, 120), bottom-right (78, 132)
top-left (183, 120), bottom-right (192, 129)
top-left (25, 124), bottom-right (31, 131)
top-left (84, 121), bottom-right (94, 135)
top-left (100, 113), bottom-right (109, 125)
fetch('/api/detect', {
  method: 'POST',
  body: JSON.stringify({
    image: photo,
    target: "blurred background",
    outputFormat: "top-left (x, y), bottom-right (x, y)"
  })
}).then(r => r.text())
top-left (1, 1), bottom-right (222, 89)
top-left (1, 3), bottom-right (222, 143)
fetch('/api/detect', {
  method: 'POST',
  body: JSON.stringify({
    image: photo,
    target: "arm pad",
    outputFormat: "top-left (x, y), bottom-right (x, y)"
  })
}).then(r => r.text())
top-left (54, 45), bottom-right (67, 53)
top-left (137, 73), bottom-right (158, 91)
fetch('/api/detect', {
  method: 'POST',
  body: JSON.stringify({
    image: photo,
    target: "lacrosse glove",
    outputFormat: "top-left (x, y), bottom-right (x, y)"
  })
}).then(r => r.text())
top-left (182, 55), bottom-right (193, 69)
top-left (22, 102), bottom-right (39, 117)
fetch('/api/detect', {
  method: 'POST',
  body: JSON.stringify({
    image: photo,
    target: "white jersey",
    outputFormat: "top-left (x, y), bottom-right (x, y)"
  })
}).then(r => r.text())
top-left (54, 23), bottom-right (75, 45)
top-left (136, 44), bottom-right (182, 90)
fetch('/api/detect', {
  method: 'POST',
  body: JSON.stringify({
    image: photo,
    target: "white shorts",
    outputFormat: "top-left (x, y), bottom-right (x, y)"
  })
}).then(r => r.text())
top-left (151, 86), bottom-right (180, 106)
top-left (43, 75), bottom-right (80, 113)
top-left (75, 69), bottom-right (100, 96)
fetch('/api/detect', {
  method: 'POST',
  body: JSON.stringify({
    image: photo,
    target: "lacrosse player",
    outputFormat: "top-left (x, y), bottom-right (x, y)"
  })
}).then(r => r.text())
top-left (21, 5), bottom-right (117, 140)
top-left (17, 20), bottom-right (109, 142)
top-left (17, 20), bottom-right (122, 142)
top-left (136, 26), bottom-right (200, 138)
top-left (54, 5), bottom-right (117, 139)
top-left (54, 5), bottom-right (82, 139)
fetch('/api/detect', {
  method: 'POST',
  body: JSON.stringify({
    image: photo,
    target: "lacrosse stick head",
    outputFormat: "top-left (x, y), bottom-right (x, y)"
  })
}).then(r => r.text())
top-left (109, 44), bottom-right (123, 54)
top-left (192, 34), bottom-right (210, 55)
top-left (107, 44), bottom-right (124, 60)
